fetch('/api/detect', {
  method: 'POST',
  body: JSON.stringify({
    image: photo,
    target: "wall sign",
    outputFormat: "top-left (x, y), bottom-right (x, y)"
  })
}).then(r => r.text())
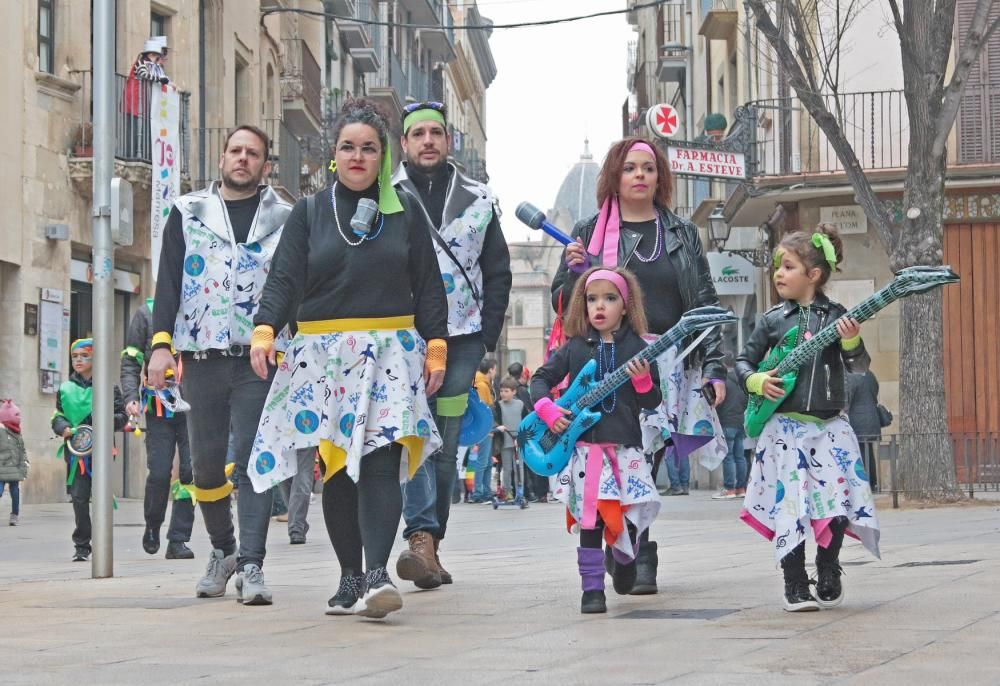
top-left (667, 146), bottom-right (747, 180)
top-left (819, 205), bottom-right (868, 235)
top-left (707, 251), bottom-right (756, 295)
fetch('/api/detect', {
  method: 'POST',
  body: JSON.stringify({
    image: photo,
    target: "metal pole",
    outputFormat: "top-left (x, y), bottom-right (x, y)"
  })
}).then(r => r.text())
top-left (90, 0), bottom-right (116, 578)
top-left (685, 1), bottom-right (695, 209)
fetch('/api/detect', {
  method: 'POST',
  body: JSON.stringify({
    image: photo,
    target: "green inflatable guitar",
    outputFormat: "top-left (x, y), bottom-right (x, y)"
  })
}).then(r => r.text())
top-left (744, 266), bottom-right (960, 438)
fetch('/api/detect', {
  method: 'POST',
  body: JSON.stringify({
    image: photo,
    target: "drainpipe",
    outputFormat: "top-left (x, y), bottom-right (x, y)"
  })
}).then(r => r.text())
top-left (743, 0), bottom-right (752, 101)
top-left (199, 0), bottom-right (206, 185)
top-left (685, 1), bottom-right (695, 209)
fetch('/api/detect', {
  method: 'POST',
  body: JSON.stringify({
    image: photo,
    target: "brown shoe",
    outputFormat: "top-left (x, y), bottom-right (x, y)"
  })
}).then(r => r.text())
top-left (433, 537), bottom-right (453, 584)
top-left (395, 531), bottom-right (442, 589)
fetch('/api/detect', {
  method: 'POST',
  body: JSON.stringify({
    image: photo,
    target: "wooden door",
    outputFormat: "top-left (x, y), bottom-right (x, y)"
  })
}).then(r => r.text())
top-left (942, 223), bottom-right (1000, 433)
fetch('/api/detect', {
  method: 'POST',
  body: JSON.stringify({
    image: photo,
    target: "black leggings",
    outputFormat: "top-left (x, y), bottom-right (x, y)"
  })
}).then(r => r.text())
top-left (579, 516), bottom-right (638, 551)
top-left (323, 444), bottom-right (403, 576)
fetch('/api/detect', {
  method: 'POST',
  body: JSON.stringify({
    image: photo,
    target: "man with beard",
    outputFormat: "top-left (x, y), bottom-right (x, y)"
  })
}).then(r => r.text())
top-left (392, 102), bottom-right (511, 589)
top-left (147, 125), bottom-right (291, 605)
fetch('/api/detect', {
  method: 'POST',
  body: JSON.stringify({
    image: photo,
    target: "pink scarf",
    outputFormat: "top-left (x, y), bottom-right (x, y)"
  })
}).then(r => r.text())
top-left (587, 141), bottom-right (657, 266)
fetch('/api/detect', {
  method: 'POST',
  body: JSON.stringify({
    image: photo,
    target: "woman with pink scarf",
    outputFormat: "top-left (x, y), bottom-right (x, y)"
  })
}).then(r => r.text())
top-left (550, 137), bottom-right (727, 594)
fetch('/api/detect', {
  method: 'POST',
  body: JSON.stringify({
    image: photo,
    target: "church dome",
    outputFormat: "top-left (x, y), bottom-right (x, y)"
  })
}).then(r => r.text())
top-left (552, 139), bottom-right (599, 225)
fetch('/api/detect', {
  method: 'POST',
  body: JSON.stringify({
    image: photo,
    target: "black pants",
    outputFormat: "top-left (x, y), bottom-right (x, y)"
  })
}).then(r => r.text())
top-left (143, 414), bottom-right (195, 542)
top-left (858, 439), bottom-right (879, 490)
top-left (323, 444), bottom-right (403, 576)
top-left (182, 355), bottom-right (275, 569)
top-left (69, 471), bottom-right (92, 554)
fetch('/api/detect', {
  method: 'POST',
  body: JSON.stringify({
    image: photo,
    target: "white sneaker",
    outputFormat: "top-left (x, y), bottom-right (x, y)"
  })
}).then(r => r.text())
top-left (195, 548), bottom-right (238, 598)
top-left (235, 563), bottom-right (273, 606)
top-left (353, 567), bottom-right (402, 619)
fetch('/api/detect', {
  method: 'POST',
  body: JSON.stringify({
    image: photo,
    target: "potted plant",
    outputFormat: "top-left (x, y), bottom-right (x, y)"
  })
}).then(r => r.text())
top-left (70, 122), bottom-right (93, 157)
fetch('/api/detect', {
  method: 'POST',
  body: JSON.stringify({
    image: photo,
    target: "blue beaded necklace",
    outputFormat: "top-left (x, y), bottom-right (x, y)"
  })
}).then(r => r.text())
top-left (596, 338), bottom-right (617, 413)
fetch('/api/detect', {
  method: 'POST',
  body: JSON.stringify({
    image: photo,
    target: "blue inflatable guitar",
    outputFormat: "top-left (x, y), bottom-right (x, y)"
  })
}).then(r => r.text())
top-left (518, 306), bottom-right (739, 476)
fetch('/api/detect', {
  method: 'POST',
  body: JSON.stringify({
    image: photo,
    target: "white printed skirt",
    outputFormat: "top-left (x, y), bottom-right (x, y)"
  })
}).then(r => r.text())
top-left (248, 320), bottom-right (441, 493)
top-left (740, 413), bottom-right (881, 562)
top-left (553, 444), bottom-right (661, 562)
top-left (640, 343), bottom-right (727, 470)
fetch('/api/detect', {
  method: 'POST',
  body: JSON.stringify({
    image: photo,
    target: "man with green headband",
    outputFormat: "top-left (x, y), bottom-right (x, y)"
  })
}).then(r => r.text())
top-left (392, 102), bottom-right (512, 589)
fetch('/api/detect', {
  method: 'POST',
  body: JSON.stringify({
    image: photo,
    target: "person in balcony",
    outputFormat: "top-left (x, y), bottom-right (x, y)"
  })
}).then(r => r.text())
top-left (122, 38), bottom-right (169, 158)
top-left (551, 137), bottom-right (729, 596)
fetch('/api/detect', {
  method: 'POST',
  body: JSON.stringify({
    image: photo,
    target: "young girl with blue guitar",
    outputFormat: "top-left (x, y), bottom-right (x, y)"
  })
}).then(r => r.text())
top-left (736, 225), bottom-right (880, 613)
top-left (530, 267), bottom-right (662, 614)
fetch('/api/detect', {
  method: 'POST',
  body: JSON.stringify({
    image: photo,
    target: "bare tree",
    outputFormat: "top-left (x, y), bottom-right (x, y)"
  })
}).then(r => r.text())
top-left (745, 0), bottom-right (1000, 499)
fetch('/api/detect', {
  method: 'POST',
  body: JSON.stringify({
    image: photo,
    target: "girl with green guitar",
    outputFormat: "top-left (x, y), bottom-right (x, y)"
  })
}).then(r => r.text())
top-left (736, 225), bottom-right (880, 612)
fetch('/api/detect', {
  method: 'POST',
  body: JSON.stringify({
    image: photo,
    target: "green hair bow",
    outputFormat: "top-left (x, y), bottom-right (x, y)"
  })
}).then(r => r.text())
top-left (811, 233), bottom-right (838, 269)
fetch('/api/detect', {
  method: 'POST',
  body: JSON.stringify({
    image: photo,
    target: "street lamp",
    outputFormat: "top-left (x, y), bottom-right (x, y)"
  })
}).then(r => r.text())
top-left (707, 203), bottom-right (730, 250)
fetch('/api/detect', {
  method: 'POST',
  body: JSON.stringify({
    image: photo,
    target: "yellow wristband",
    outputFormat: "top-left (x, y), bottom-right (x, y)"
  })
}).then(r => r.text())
top-left (746, 372), bottom-right (768, 396)
top-left (151, 331), bottom-right (173, 348)
top-left (426, 338), bottom-right (447, 374)
top-left (840, 335), bottom-right (861, 351)
top-left (251, 325), bottom-right (275, 351)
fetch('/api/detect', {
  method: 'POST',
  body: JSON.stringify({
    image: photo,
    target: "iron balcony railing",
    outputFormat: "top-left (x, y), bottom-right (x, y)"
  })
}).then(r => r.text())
top-left (280, 38), bottom-right (323, 125)
top-left (191, 119), bottom-right (306, 198)
top-left (747, 84), bottom-right (1000, 177)
top-left (69, 71), bottom-right (191, 175)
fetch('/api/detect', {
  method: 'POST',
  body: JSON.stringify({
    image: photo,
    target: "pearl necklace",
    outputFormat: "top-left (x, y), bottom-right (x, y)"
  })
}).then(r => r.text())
top-left (632, 215), bottom-right (663, 263)
top-left (331, 182), bottom-right (383, 246)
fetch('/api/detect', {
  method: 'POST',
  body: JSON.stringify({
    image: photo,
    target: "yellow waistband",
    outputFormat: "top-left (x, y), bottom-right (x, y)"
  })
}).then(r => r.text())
top-left (298, 315), bottom-right (416, 334)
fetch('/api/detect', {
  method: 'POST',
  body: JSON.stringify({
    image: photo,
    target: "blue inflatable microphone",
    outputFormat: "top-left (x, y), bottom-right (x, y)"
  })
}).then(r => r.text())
top-left (515, 202), bottom-right (592, 273)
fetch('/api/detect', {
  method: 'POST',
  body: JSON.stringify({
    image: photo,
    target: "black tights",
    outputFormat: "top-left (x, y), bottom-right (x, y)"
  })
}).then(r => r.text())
top-left (781, 516), bottom-right (849, 579)
top-left (322, 444), bottom-right (403, 576)
top-left (579, 516), bottom-right (638, 550)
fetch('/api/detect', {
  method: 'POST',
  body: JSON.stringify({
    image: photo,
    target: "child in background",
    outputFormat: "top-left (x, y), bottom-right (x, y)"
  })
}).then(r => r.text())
top-left (52, 338), bottom-right (127, 561)
top-left (736, 225), bottom-right (879, 612)
top-left (531, 267), bottom-right (661, 614)
top-left (492, 376), bottom-right (528, 502)
top-left (0, 399), bottom-right (27, 525)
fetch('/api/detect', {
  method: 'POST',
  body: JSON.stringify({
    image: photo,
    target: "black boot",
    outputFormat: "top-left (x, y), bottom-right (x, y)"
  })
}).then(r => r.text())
top-left (781, 543), bottom-right (818, 612)
top-left (630, 541), bottom-right (658, 595)
top-left (165, 541), bottom-right (195, 559)
top-left (142, 526), bottom-right (160, 555)
top-left (815, 517), bottom-right (848, 608)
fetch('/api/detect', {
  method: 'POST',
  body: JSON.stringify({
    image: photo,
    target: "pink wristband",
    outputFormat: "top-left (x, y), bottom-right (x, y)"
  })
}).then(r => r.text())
top-left (630, 373), bottom-right (654, 393)
top-left (534, 397), bottom-right (564, 430)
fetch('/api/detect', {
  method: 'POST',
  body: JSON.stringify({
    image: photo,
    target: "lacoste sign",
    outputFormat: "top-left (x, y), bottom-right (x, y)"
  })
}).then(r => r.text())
top-left (706, 251), bottom-right (756, 295)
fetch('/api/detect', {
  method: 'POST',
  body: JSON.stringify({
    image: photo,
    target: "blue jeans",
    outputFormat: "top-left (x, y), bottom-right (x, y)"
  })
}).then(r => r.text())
top-left (665, 446), bottom-right (690, 489)
top-left (473, 434), bottom-right (495, 500)
top-left (722, 426), bottom-right (747, 490)
top-left (1, 481), bottom-right (20, 515)
top-left (402, 333), bottom-right (485, 540)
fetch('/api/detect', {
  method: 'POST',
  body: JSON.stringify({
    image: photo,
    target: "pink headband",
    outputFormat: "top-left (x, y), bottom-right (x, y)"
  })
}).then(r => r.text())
top-left (585, 269), bottom-right (629, 304)
top-left (587, 141), bottom-right (658, 266)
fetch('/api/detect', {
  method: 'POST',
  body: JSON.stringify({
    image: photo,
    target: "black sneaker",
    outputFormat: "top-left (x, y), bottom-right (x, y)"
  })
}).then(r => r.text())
top-left (72, 549), bottom-right (90, 562)
top-left (165, 541), bottom-right (195, 559)
top-left (354, 567), bottom-right (403, 619)
top-left (325, 574), bottom-right (365, 615)
top-left (581, 590), bottom-right (607, 614)
top-left (783, 579), bottom-right (820, 612)
top-left (289, 533), bottom-right (307, 545)
top-left (814, 564), bottom-right (845, 608)
top-left (142, 526), bottom-right (160, 555)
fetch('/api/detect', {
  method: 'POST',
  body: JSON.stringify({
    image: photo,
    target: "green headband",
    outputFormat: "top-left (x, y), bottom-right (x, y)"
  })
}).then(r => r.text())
top-left (811, 232), bottom-right (838, 269)
top-left (327, 145), bottom-right (403, 215)
top-left (403, 108), bottom-right (446, 134)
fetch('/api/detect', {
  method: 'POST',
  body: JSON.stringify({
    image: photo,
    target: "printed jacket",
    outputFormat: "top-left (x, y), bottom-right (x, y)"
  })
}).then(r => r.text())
top-left (393, 162), bottom-right (511, 350)
top-left (169, 183), bottom-right (291, 351)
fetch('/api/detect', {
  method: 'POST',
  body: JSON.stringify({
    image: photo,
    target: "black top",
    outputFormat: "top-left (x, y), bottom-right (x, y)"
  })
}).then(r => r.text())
top-left (530, 322), bottom-right (661, 447)
top-left (406, 163), bottom-right (450, 228)
top-left (254, 180), bottom-right (449, 341)
top-left (621, 219), bottom-right (685, 336)
top-left (846, 370), bottom-right (881, 439)
top-left (715, 368), bottom-right (748, 429)
top-left (152, 192), bottom-right (261, 338)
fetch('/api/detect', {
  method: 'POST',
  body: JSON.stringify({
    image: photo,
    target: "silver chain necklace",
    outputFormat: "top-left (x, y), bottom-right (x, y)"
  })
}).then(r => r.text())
top-left (632, 215), bottom-right (663, 263)
top-left (331, 181), bottom-right (381, 247)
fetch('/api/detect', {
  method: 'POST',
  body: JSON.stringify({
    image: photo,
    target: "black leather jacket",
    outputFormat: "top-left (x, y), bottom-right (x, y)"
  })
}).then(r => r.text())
top-left (550, 206), bottom-right (726, 380)
top-left (735, 293), bottom-right (870, 416)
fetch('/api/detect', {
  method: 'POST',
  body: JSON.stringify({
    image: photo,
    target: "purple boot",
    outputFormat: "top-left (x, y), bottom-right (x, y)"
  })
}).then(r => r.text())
top-left (578, 547), bottom-right (607, 614)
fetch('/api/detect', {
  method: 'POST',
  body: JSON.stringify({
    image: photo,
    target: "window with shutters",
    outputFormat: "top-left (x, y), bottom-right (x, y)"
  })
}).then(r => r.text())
top-left (956, 0), bottom-right (1000, 164)
top-left (38, 0), bottom-right (54, 74)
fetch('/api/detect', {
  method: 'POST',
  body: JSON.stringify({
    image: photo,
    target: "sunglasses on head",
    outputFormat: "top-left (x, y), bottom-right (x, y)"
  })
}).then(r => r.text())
top-left (402, 101), bottom-right (446, 116)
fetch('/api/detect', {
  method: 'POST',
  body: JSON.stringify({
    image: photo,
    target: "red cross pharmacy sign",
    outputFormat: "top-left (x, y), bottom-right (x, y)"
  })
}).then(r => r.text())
top-left (646, 103), bottom-right (680, 138)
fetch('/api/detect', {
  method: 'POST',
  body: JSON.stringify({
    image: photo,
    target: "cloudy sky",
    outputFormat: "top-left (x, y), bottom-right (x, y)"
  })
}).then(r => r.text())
top-left (483, 1), bottom-right (633, 242)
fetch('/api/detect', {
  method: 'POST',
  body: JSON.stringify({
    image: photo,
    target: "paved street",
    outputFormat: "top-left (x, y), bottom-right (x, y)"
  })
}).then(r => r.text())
top-left (1, 491), bottom-right (998, 685)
